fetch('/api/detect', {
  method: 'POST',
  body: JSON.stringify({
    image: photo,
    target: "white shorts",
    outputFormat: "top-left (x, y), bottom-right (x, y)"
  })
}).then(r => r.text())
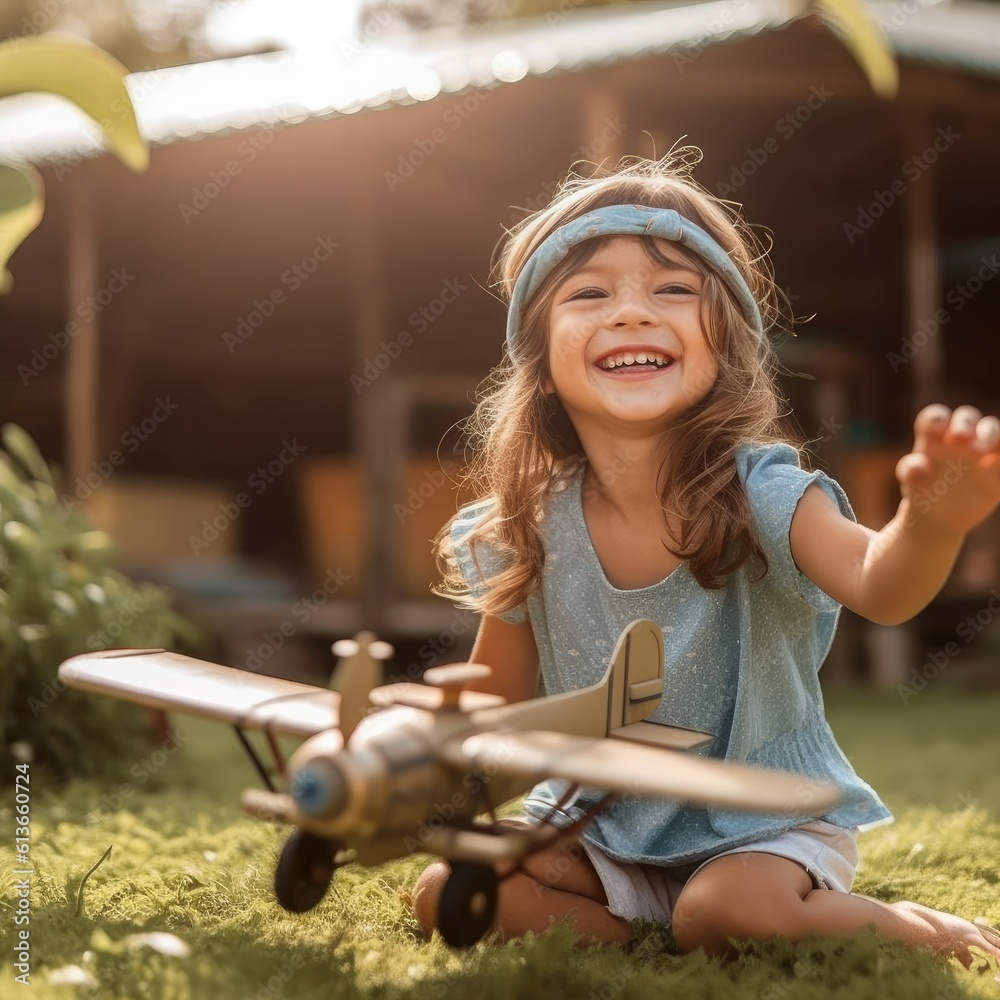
top-left (580, 819), bottom-right (860, 924)
top-left (506, 816), bottom-right (859, 925)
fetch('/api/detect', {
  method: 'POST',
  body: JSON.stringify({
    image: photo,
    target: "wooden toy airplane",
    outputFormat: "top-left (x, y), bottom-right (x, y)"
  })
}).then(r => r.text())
top-left (58, 619), bottom-right (841, 948)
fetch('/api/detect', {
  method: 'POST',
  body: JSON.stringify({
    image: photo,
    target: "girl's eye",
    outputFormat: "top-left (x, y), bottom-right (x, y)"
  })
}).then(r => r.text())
top-left (568, 287), bottom-right (607, 300)
top-left (658, 284), bottom-right (696, 295)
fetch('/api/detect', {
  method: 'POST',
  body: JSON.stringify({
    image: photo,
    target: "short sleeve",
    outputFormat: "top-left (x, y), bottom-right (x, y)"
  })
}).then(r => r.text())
top-left (738, 442), bottom-right (856, 611)
top-left (450, 501), bottom-right (529, 625)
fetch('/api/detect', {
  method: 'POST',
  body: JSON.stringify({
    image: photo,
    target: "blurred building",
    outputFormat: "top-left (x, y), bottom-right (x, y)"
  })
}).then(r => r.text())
top-left (1, 0), bottom-right (998, 681)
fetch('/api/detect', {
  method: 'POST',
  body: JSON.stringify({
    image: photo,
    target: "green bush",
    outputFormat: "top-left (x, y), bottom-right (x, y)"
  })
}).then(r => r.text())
top-left (0, 423), bottom-right (203, 781)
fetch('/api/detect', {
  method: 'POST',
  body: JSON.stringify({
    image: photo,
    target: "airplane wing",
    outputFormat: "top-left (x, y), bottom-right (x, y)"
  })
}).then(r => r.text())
top-left (58, 648), bottom-right (340, 737)
top-left (450, 729), bottom-right (841, 816)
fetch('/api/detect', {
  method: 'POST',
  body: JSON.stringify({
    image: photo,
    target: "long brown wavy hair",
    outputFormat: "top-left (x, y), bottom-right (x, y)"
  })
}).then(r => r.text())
top-left (433, 150), bottom-right (802, 618)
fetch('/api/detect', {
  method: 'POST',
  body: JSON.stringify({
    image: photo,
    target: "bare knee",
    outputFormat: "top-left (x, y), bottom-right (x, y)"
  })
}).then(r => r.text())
top-left (411, 861), bottom-right (451, 939)
top-left (675, 900), bottom-right (758, 956)
top-left (672, 876), bottom-right (799, 956)
top-left (672, 890), bottom-right (736, 956)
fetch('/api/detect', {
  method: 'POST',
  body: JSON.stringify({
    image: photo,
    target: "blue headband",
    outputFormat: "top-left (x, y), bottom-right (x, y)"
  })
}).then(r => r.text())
top-left (505, 204), bottom-right (764, 350)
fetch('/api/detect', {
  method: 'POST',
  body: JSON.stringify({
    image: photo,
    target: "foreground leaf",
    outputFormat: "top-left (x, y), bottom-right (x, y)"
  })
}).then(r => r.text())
top-left (814, 0), bottom-right (899, 98)
top-left (0, 35), bottom-right (148, 171)
top-left (0, 162), bottom-right (43, 292)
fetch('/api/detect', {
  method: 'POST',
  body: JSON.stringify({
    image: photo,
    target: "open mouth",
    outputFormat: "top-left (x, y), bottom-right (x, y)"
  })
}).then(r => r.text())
top-left (596, 350), bottom-right (676, 374)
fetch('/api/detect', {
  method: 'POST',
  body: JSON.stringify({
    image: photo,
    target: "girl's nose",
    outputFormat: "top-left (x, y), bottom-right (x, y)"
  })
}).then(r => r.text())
top-left (607, 292), bottom-right (655, 327)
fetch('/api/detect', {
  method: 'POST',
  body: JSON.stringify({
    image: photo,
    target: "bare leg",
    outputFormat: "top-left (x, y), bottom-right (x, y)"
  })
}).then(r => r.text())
top-left (411, 839), bottom-right (632, 946)
top-left (672, 852), bottom-right (1000, 967)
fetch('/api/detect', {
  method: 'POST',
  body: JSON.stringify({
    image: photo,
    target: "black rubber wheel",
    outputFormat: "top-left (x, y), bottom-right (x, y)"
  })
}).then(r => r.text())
top-left (274, 830), bottom-right (340, 913)
top-left (436, 862), bottom-right (499, 948)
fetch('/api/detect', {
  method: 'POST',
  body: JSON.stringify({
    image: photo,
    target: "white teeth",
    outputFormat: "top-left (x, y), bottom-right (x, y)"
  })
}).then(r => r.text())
top-left (598, 351), bottom-right (673, 370)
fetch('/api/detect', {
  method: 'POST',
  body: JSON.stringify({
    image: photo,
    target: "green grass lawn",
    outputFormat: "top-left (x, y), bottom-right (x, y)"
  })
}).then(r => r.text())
top-left (2, 686), bottom-right (999, 999)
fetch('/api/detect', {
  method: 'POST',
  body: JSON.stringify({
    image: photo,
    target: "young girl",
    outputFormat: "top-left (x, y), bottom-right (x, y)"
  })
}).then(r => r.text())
top-left (411, 152), bottom-right (1000, 968)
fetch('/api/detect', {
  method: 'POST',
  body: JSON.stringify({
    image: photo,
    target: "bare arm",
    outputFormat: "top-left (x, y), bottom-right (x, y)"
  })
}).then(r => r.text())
top-left (466, 613), bottom-right (540, 704)
top-left (790, 404), bottom-right (1000, 625)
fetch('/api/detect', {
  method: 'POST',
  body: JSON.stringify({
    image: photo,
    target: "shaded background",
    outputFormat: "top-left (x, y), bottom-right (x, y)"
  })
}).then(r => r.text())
top-left (1, 0), bottom-right (999, 688)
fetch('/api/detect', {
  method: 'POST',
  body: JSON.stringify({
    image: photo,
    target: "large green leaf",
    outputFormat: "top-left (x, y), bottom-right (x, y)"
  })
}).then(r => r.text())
top-left (0, 162), bottom-right (43, 293)
top-left (813, 0), bottom-right (899, 99)
top-left (0, 35), bottom-right (148, 172)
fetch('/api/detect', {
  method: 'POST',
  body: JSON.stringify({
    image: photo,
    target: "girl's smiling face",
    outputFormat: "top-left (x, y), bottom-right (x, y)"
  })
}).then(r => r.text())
top-left (544, 236), bottom-right (719, 436)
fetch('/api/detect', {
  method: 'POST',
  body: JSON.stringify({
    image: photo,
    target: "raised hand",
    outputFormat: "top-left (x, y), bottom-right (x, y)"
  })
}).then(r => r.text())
top-left (896, 404), bottom-right (1000, 539)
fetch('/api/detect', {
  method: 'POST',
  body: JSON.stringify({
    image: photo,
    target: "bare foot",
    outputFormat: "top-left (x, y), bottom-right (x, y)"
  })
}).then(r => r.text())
top-left (892, 901), bottom-right (1000, 968)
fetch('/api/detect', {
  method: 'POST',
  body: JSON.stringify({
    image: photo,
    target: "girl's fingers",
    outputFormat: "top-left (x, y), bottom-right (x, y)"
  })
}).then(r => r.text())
top-left (953, 944), bottom-right (973, 969)
top-left (895, 452), bottom-right (931, 488)
top-left (975, 919), bottom-right (1000, 952)
top-left (973, 415), bottom-right (1000, 453)
top-left (969, 943), bottom-right (1000, 967)
top-left (947, 405), bottom-right (983, 442)
top-left (914, 403), bottom-right (951, 441)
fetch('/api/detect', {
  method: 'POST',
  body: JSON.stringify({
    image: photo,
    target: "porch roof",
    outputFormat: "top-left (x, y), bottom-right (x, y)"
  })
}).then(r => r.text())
top-left (0, 0), bottom-right (997, 167)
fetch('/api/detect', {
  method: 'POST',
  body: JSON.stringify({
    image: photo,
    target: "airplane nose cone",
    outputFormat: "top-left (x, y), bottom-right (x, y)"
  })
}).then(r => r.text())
top-left (290, 760), bottom-right (348, 818)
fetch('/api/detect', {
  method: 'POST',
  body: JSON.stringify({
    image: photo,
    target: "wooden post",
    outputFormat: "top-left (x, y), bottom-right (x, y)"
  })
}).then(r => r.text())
top-left (348, 185), bottom-right (391, 634)
top-left (65, 171), bottom-right (99, 492)
top-left (903, 111), bottom-right (942, 410)
top-left (580, 85), bottom-right (628, 168)
top-left (864, 109), bottom-right (943, 688)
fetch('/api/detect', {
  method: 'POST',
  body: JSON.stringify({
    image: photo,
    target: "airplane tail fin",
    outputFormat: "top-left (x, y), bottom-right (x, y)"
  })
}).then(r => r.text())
top-left (604, 620), bottom-right (714, 750)
top-left (605, 619), bottom-right (664, 729)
